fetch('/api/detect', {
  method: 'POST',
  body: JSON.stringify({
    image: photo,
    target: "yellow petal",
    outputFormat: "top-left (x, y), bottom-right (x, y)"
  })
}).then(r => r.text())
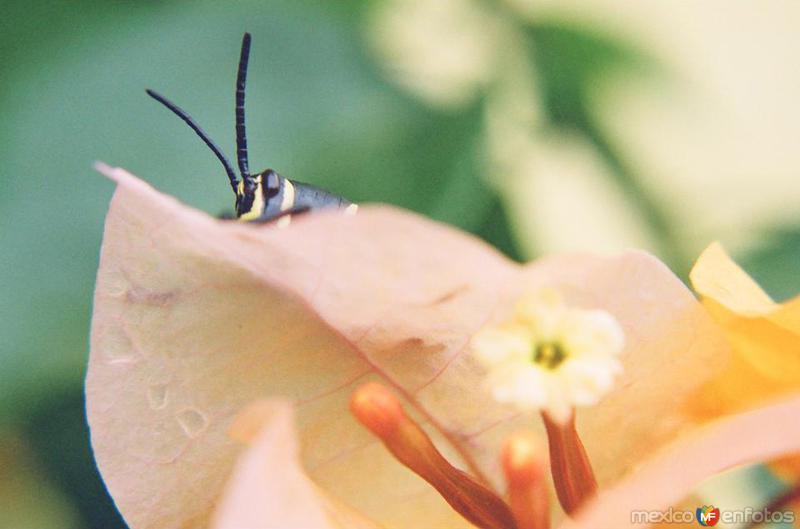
top-left (87, 166), bottom-right (731, 529)
top-left (690, 242), bottom-right (775, 315)
top-left (688, 353), bottom-right (792, 419)
top-left (689, 242), bottom-right (800, 393)
top-left (689, 243), bottom-right (800, 483)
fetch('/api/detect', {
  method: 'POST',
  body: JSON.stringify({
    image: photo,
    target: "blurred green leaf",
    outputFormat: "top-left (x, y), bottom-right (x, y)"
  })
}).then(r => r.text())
top-left (523, 20), bottom-right (649, 130)
top-left (423, 99), bottom-right (522, 261)
top-left (299, 90), bottom-right (522, 259)
top-left (739, 227), bottom-right (800, 302)
top-left (520, 19), bottom-right (686, 272)
top-left (24, 389), bottom-right (126, 529)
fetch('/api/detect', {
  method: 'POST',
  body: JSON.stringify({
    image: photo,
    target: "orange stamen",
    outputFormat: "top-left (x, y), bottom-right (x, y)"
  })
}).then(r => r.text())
top-left (351, 382), bottom-right (517, 529)
top-left (541, 411), bottom-right (597, 515)
top-left (502, 434), bottom-right (550, 529)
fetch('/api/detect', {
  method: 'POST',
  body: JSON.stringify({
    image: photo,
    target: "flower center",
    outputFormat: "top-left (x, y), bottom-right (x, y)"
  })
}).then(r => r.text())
top-left (532, 341), bottom-right (566, 370)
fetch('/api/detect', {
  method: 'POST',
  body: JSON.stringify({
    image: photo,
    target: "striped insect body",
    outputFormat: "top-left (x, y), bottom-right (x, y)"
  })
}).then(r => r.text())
top-left (147, 33), bottom-right (353, 224)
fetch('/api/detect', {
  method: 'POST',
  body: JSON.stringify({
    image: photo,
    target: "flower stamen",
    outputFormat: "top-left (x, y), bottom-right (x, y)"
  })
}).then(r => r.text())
top-left (501, 434), bottom-right (550, 529)
top-left (541, 411), bottom-right (597, 515)
top-left (350, 382), bottom-right (517, 529)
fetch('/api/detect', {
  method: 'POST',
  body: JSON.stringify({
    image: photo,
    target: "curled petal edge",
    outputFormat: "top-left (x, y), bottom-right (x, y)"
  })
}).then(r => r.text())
top-left (561, 395), bottom-right (800, 529)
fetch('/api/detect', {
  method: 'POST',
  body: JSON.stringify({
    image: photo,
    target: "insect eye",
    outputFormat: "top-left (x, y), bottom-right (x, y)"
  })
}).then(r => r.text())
top-left (263, 170), bottom-right (281, 197)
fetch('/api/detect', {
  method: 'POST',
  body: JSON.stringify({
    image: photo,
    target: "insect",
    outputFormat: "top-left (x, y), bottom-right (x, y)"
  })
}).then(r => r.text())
top-left (146, 32), bottom-right (355, 224)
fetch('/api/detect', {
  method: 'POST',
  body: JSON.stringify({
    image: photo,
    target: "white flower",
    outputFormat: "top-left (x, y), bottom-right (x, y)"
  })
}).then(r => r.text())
top-left (471, 289), bottom-right (624, 423)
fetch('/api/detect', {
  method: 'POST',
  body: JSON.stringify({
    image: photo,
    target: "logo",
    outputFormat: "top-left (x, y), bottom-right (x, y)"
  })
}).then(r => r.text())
top-left (696, 505), bottom-right (720, 526)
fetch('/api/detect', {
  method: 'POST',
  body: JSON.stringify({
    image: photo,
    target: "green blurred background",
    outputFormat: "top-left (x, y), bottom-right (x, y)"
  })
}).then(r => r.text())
top-left (2, 1), bottom-right (799, 527)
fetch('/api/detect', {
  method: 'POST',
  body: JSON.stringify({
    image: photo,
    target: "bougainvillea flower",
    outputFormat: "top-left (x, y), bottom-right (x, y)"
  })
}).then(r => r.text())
top-left (89, 164), bottom-right (767, 528)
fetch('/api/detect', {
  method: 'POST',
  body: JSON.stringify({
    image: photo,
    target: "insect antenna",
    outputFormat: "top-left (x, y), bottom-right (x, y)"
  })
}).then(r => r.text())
top-left (145, 88), bottom-right (240, 194)
top-left (235, 32), bottom-right (253, 190)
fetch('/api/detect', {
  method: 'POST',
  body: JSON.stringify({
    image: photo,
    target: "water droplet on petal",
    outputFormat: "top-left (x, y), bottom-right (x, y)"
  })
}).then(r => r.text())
top-left (147, 384), bottom-right (169, 410)
top-left (100, 327), bottom-right (139, 364)
top-left (176, 409), bottom-right (208, 438)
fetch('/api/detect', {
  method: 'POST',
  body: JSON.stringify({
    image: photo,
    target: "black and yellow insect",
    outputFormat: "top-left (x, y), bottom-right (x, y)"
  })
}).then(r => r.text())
top-left (146, 32), bottom-right (355, 224)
